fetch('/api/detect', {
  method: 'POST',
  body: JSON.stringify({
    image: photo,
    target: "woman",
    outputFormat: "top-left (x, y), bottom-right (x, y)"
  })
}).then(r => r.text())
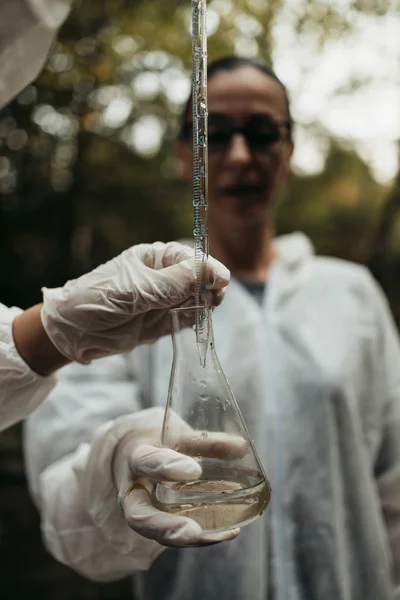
top-left (24, 56), bottom-right (400, 599)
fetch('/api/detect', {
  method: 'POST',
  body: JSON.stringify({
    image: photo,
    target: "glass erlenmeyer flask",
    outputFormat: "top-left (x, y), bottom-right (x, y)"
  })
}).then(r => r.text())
top-left (152, 306), bottom-right (271, 533)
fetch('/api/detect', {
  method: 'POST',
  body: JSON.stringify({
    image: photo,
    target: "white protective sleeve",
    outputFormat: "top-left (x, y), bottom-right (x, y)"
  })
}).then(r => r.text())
top-left (0, 0), bottom-right (73, 109)
top-left (24, 355), bottom-right (164, 581)
top-left (0, 303), bottom-right (57, 431)
top-left (41, 433), bottom-right (164, 582)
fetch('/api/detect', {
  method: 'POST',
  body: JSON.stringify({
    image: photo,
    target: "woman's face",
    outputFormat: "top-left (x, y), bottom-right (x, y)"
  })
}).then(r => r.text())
top-left (176, 66), bottom-right (294, 234)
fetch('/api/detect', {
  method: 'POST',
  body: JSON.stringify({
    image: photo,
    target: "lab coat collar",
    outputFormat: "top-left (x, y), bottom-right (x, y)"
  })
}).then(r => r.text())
top-left (267, 233), bottom-right (315, 314)
top-left (272, 232), bottom-right (314, 270)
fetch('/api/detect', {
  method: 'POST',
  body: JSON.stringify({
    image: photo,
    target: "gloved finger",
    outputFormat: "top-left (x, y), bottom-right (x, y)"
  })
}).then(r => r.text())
top-left (158, 241), bottom-right (195, 269)
top-left (122, 483), bottom-right (240, 547)
top-left (202, 257), bottom-right (231, 289)
top-left (140, 305), bottom-right (195, 337)
top-left (128, 445), bottom-right (202, 481)
top-left (137, 259), bottom-right (229, 312)
top-left (128, 436), bottom-right (248, 484)
top-left (131, 242), bottom-right (193, 270)
top-left (139, 294), bottom-right (228, 344)
top-left (165, 289), bottom-right (226, 310)
top-left (210, 287), bottom-right (227, 307)
top-left (134, 242), bottom-right (223, 280)
top-left (150, 291), bottom-right (224, 315)
top-left (177, 431), bottom-right (249, 460)
top-left (138, 307), bottom-right (197, 345)
top-left (157, 243), bottom-right (230, 291)
top-left (164, 256), bottom-right (230, 290)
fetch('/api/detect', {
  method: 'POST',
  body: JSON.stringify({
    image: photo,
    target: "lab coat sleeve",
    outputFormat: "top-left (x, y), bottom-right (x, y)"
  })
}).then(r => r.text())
top-left (0, 0), bottom-right (73, 109)
top-left (0, 303), bottom-right (57, 431)
top-left (365, 274), bottom-right (400, 587)
top-left (24, 353), bottom-right (163, 581)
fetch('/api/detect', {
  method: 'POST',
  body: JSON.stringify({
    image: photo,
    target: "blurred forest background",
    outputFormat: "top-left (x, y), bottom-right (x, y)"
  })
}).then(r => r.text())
top-left (0, 0), bottom-right (399, 597)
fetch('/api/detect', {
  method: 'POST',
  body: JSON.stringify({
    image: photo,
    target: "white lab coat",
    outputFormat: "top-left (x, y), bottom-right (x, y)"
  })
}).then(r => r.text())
top-left (0, 0), bottom-right (73, 109)
top-left (24, 233), bottom-right (400, 600)
top-left (0, 303), bottom-right (56, 431)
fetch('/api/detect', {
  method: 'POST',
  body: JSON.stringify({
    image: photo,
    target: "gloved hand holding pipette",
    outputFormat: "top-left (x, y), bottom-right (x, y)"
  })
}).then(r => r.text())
top-left (12, 241), bottom-right (230, 372)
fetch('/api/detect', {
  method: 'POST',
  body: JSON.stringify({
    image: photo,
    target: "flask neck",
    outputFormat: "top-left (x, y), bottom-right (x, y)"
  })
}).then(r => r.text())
top-left (170, 307), bottom-right (214, 361)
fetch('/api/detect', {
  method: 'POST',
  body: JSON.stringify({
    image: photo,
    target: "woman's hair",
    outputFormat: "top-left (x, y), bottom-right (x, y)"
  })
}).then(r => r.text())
top-left (179, 55), bottom-right (293, 140)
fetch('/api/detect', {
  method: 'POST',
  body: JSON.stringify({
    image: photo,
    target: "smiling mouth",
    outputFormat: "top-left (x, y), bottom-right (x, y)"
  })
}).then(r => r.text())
top-left (219, 184), bottom-right (266, 197)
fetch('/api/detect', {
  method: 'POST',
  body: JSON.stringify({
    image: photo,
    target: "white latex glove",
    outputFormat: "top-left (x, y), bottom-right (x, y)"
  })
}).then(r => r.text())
top-left (0, 0), bottom-right (73, 109)
top-left (85, 408), bottom-right (244, 552)
top-left (41, 242), bottom-right (230, 364)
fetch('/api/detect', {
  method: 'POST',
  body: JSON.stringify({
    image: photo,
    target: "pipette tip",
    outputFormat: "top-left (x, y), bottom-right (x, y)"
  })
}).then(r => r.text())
top-left (197, 338), bottom-right (208, 368)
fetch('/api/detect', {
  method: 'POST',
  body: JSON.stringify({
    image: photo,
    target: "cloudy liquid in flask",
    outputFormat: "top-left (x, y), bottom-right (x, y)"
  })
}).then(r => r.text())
top-left (152, 460), bottom-right (271, 532)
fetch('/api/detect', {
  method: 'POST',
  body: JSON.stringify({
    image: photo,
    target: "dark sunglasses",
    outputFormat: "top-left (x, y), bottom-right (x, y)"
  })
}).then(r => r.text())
top-left (180, 113), bottom-right (292, 153)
